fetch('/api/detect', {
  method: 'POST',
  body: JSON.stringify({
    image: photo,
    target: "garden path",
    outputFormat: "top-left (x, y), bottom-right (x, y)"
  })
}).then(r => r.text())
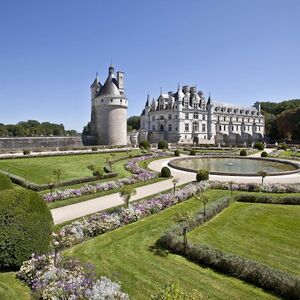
top-left (51, 148), bottom-right (300, 224)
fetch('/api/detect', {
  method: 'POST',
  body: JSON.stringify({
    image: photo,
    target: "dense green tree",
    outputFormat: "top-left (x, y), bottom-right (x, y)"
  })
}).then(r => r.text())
top-left (127, 116), bottom-right (140, 130)
top-left (276, 107), bottom-right (300, 140)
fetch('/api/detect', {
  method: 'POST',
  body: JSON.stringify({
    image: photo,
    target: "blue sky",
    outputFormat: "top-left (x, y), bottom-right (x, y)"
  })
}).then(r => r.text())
top-left (0, 0), bottom-right (299, 131)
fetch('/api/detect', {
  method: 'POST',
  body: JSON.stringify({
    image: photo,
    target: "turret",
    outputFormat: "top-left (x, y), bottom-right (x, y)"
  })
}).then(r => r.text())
top-left (175, 84), bottom-right (184, 112)
top-left (207, 93), bottom-right (214, 140)
top-left (90, 73), bottom-right (101, 137)
top-left (90, 73), bottom-right (101, 100)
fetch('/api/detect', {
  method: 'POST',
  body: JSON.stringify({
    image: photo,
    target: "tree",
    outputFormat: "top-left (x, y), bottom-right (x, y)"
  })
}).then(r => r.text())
top-left (228, 181), bottom-right (235, 198)
top-left (53, 168), bottom-right (64, 184)
top-left (172, 177), bottom-right (179, 195)
top-left (127, 116), bottom-right (140, 130)
top-left (257, 170), bottom-right (268, 186)
top-left (193, 192), bottom-right (209, 216)
top-left (119, 186), bottom-right (137, 208)
top-left (173, 211), bottom-right (192, 254)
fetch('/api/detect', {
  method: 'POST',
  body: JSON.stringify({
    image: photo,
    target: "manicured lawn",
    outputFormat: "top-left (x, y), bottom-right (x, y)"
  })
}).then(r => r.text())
top-left (0, 272), bottom-right (31, 300)
top-left (0, 150), bottom-right (140, 184)
top-left (188, 202), bottom-right (300, 276)
top-left (65, 190), bottom-right (277, 299)
top-left (279, 150), bottom-right (300, 158)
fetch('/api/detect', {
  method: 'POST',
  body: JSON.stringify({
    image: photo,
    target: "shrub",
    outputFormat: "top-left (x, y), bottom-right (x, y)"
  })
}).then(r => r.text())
top-left (23, 149), bottom-right (30, 155)
top-left (0, 173), bottom-right (13, 191)
top-left (240, 149), bottom-right (247, 156)
top-left (278, 143), bottom-right (288, 150)
top-left (160, 166), bottom-right (171, 178)
top-left (254, 142), bottom-right (264, 150)
top-left (235, 194), bottom-right (300, 205)
top-left (158, 139), bottom-right (169, 149)
top-left (261, 151), bottom-right (268, 157)
top-left (174, 150), bottom-right (180, 156)
top-left (196, 169), bottom-right (209, 182)
top-left (139, 140), bottom-right (151, 150)
top-left (91, 146), bottom-right (98, 151)
top-left (190, 149), bottom-right (196, 156)
top-left (0, 189), bottom-right (53, 269)
top-left (103, 164), bottom-right (112, 173)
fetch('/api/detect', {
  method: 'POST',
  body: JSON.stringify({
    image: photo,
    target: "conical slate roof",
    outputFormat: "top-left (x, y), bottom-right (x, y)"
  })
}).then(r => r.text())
top-left (97, 72), bottom-right (121, 98)
top-left (90, 73), bottom-right (101, 88)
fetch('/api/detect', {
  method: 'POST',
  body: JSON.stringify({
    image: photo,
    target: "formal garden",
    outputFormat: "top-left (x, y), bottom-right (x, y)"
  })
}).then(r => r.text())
top-left (0, 142), bottom-right (300, 299)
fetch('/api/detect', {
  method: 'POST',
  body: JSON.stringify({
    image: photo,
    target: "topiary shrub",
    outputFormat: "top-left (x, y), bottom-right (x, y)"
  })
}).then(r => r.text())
top-left (139, 140), bottom-right (151, 150)
top-left (0, 173), bottom-right (13, 191)
top-left (158, 140), bottom-right (169, 150)
top-left (160, 166), bottom-right (171, 178)
top-left (261, 151), bottom-right (268, 157)
top-left (174, 150), bottom-right (180, 156)
top-left (278, 143), bottom-right (288, 150)
top-left (254, 142), bottom-right (264, 151)
top-left (0, 189), bottom-right (53, 269)
top-left (23, 149), bottom-right (30, 155)
top-left (240, 149), bottom-right (247, 156)
top-left (196, 169), bottom-right (209, 182)
top-left (103, 165), bottom-right (112, 173)
top-left (91, 146), bottom-right (98, 151)
top-left (190, 149), bottom-right (196, 156)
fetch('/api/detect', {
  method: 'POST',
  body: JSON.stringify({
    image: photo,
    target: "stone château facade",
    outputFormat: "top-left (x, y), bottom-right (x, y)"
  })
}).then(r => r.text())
top-left (89, 65), bottom-right (128, 145)
top-left (139, 85), bottom-right (264, 145)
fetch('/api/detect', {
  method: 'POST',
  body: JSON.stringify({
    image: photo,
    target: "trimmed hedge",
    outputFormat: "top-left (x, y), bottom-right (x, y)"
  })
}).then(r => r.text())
top-left (174, 150), bottom-right (180, 156)
top-left (160, 166), bottom-right (171, 178)
top-left (139, 140), bottom-right (151, 150)
top-left (254, 142), bottom-right (265, 151)
top-left (0, 170), bottom-right (117, 191)
top-left (196, 169), bottom-right (209, 182)
top-left (0, 173), bottom-right (13, 191)
top-left (235, 194), bottom-right (300, 205)
top-left (190, 149), bottom-right (196, 156)
top-left (158, 140), bottom-right (168, 150)
top-left (240, 149), bottom-right (247, 156)
top-left (0, 189), bottom-right (53, 269)
top-left (158, 196), bottom-right (300, 299)
top-left (261, 151), bottom-right (268, 157)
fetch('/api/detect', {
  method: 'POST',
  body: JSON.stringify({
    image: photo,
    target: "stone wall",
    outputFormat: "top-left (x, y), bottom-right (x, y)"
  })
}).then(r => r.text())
top-left (0, 136), bottom-right (83, 150)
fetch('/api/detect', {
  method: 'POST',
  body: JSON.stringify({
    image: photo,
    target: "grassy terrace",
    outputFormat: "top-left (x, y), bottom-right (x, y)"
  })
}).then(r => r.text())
top-left (0, 272), bottom-right (31, 300)
top-left (188, 202), bottom-right (300, 276)
top-left (65, 190), bottom-right (277, 299)
top-left (0, 149), bottom-right (141, 184)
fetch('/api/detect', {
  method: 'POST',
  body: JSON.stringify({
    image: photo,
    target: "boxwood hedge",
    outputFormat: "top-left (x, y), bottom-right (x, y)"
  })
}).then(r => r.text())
top-left (0, 189), bottom-right (53, 269)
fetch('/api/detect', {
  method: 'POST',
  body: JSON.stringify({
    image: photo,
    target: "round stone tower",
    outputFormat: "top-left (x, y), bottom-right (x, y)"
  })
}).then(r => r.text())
top-left (92, 65), bottom-right (128, 146)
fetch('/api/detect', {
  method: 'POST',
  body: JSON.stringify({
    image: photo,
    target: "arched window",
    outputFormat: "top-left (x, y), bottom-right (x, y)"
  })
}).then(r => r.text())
top-left (160, 124), bottom-right (164, 132)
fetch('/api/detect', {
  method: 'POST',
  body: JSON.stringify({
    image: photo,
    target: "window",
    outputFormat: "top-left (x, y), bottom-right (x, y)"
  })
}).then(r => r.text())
top-left (193, 112), bottom-right (198, 119)
top-left (193, 103), bottom-right (198, 109)
top-left (168, 114), bottom-right (172, 120)
top-left (236, 125), bottom-right (238, 130)
top-left (217, 116), bottom-right (220, 122)
top-left (152, 116), bottom-right (155, 121)
top-left (185, 113), bottom-right (189, 120)
top-left (184, 102), bottom-right (189, 109)
top-left (192, 122), bottom-right (198, 131)
top-left (152, 125), bottom-right (155, 131)
top-left (248, 118), bottom-right (250, 123)
top-left (230, 117), bottom-right (232, 122)
top-left (219, 125), bottom-right (222, 130)
top-left (184, 123), bottom-right (189, 132)
top-left (204, 135), bottom-right (206, 139)
top-left (223, 125), bottom-right (226, 130)
top-left (223, 116), bottom-right (226, 121)
top-left (202, 114), bottom-right (206, 120)
top-left (168, 124), bottom-right (172, 131)
top-left (202, 124), bottom-right (206, 132)
top-left (175, 115), bottom-right (177, 119)
top-left (236, 117), bottom-right (238, 122)
top-left (175, 127), bottom-right (177, 131)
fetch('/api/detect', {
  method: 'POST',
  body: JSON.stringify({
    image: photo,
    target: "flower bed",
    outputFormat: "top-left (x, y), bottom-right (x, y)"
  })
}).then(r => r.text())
top-left (208, 181), bottom-right (300, 193)
top-left (17, 254), bottom-right (129, 299)
top-left (55, 182), bottom-right (210, 248)
top-left (43, 152), bottom-right (168, 203)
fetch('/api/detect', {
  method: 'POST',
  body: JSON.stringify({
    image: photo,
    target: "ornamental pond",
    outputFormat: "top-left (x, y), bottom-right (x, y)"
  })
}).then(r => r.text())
top-left (169, 157), bottom-right (300, 176)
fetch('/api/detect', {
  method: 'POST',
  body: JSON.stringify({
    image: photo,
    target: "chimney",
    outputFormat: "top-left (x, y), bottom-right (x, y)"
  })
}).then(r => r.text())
top-left (117, 71), bottom-right (124, 93)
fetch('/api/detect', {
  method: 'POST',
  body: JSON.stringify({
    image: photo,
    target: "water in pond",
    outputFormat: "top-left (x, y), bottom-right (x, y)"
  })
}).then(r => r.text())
top-left (174, 158), bottom-right (298, 175)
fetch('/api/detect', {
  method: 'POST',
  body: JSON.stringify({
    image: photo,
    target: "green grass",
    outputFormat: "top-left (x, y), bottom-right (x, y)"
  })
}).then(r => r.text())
top-left (0, 272), bottom-right (31, 300)
top-left (188, 202), bottom-right (300, 276)
top-left (65, 190), bottom-right (277, 299)
top-left (279, 150), bottom-right (300, 158)
top-left (0, 150), bottom-right (140, 184)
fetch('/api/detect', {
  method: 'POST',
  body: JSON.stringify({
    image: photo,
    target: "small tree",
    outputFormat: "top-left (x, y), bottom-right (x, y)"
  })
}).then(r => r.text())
top-left (240, 149), bottom-right (247, 156)
top-left (173, 211), bottom-right (192, 254)
top-left (139, 140), bottom-right (151, 150)
top-left (172, 177), bottom-right (179, 194)
top-left (160, 166), bottom-right (171, 178)
top-left (119, 185), bottom-right (137, 208)
top-left (158, 139), bottom-right (168, 149)
top-left (53, 168), bottom-right (64, 185)
top-left (194, 192), bottom-right (209, 216)
top-left (257, 170), bottom-right (268, 186)
top-left (47, 176), bottom-right (56, 192)
top-left (228, 181), bottom-right (235, 198)
top-left (106, 157), bottom-right (113, 169)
